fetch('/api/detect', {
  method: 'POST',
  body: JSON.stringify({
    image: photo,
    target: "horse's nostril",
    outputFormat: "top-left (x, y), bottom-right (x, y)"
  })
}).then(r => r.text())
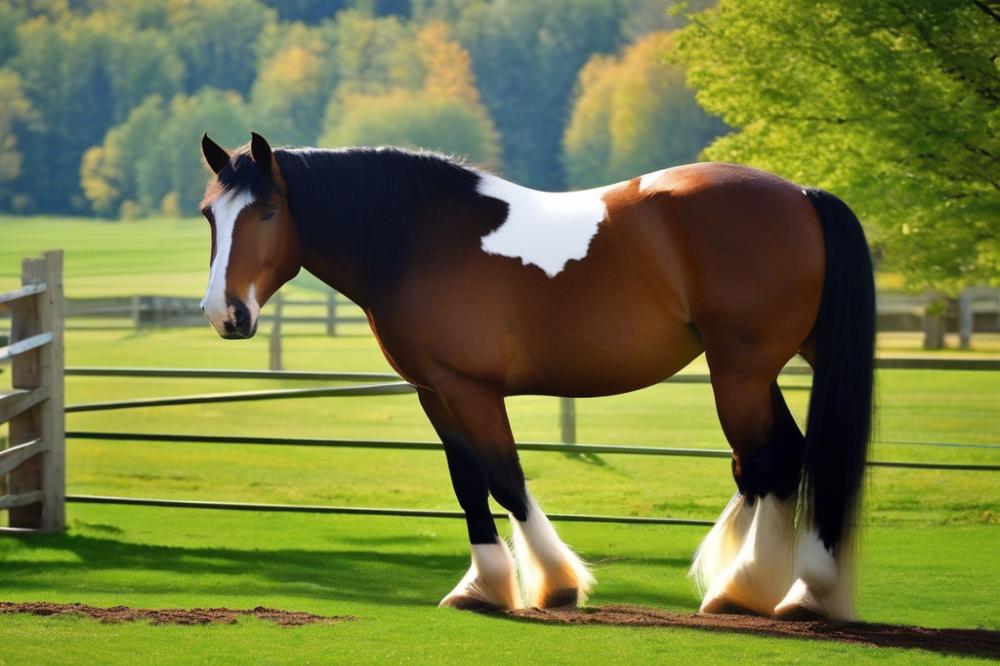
top-left (223, 320), bottom-right (236, 334)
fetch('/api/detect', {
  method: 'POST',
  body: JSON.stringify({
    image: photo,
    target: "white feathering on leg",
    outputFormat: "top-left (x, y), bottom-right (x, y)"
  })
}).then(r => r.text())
top-left (696, 493), bottom-right (796, 616)
top-left (509, 491), bottom-right (595, 608)
top-left (439, 541), bottom-right (521, 610)
top-left (689, 493), bottom-right (753, 596)
top-left (775, 522), bottom-right (857, 621)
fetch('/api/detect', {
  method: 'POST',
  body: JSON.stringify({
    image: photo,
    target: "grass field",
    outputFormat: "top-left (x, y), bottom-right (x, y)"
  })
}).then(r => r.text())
top-left (1, 216), bottom-right (999, 664)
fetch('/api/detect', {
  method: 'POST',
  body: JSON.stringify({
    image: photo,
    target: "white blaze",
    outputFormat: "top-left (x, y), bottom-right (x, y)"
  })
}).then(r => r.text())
top-left (201, 189), bottom-right (254, 331)
top-left (477, 173), bottom-right (612, 278)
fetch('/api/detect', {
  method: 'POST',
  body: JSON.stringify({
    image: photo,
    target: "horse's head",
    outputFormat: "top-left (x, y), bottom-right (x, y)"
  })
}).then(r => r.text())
top-left (199, 132), bottom-right (301, 339)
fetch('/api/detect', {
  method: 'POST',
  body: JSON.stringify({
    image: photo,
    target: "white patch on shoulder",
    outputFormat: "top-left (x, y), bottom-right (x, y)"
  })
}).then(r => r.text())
top-left (638, 168), bottom-right (667, 191)
top-left (477, 173), bottom-right (612, 278)
top-left (201, 188), bottom-right (254, 328)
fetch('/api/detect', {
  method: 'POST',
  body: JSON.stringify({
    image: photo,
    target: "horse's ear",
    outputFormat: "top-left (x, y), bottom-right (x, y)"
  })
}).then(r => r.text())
top-left (250, 132), bottom-right (273, 172)
top-left (202, 133), bottom-right (230, 174)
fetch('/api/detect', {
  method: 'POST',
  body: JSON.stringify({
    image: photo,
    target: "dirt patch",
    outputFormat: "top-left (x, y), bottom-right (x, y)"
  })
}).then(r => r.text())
top-left (0, 601), bottom-right (353, 627)
top-left (509, 605), bottom-right (1000, 659)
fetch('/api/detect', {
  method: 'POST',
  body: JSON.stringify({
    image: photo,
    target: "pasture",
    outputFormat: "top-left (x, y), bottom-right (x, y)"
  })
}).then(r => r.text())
top-left (1, 217), bottom-right (999, 664)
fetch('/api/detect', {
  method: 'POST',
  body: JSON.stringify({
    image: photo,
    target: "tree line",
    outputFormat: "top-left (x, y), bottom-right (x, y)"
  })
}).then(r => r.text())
top-left (1, 0), bottom-right (995, 290)
top-left (0, 0), bottom-right (719, 217)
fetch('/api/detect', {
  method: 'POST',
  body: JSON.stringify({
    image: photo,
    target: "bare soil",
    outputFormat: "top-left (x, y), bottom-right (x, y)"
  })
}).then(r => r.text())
top-left (0, 601), bottom-right (353, 626)
top-left (509, 605), bottom-right (1000, 659)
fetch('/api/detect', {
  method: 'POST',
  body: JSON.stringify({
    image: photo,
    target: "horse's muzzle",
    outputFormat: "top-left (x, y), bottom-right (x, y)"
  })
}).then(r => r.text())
top-left (205, 297), bottom-right (257, 339)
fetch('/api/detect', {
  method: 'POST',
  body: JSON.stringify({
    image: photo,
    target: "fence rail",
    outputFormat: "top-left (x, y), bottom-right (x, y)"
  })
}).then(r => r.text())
top-left (64, 494), bottom-right (716, 526)
top-left (64, 430), bottom-right (1000, 472)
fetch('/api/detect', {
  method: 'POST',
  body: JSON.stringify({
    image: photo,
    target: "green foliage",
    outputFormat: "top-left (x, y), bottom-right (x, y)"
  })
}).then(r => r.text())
top-left (331, 10), bottom-right (425, 96)
top-left (81, 90), bottom-right (252, 216)
top-left (166, 0), bottom-right (275, 94)
top-left (7, 1), bottom-right (697, 217)
top-left (563, 32), bottom-right (726, 188)
top-left (0, 4), bottom-right (23, 64)
top-left (674, 0), bottom-right (1000, 290)
top-left (249, 22), bottom-right (339, 146)
top-left (0, 69), bottom-right (36, 195)
top-left (10, 12), bottom-right (184, 212)
top-left (319, 15), bottom-right (500, 167)
top-left (618, 0), bottom-right (717, 41)
top-left (453, 0), bottom-right (626, 189)
top-left (260, 0), bottom-right (351, 22)
top-left (320, 89), bottom-right (500, 166)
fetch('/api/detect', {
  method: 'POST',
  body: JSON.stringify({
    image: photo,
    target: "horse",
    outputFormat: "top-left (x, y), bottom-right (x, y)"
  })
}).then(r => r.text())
top-left (198, 132), bottom-right (875, 620)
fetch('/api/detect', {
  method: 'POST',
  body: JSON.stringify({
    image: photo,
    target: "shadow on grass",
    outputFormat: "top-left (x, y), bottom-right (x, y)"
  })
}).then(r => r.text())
top-left (0, 530), bottom-right (696, 611)
top-left (0, 531), bottom-right (459, 607)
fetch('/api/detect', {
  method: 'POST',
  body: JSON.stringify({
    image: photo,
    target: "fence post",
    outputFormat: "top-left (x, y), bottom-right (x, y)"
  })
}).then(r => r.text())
top-left (326, 292), bottom-right (337, 337)
top-left (559, 397), bottom-right (576, 444)
top-left (958, 289), bottom-right (973, 350)
top-left (6, 251), bottom-right (64, 531)
top-left (922, 293), bottom-right (946, 350)
top-left (269, 293), bottom-right (283, 371)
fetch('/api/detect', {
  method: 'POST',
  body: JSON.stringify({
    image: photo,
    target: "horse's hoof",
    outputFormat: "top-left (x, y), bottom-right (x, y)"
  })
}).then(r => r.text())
top-left (439, 594), bottom-right (504, 612)
top-left (773, 579), bottom-right (826, 620)
top-left (700, 593), bottom-right (759, 616)
top-left (538, 587), bottom-right (578, 609)
top-left (773, 603), bottom-right (824, 621)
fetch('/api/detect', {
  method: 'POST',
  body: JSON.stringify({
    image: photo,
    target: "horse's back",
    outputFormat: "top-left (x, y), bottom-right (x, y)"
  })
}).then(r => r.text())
top-left (500, 162), bottom-right (824, 394)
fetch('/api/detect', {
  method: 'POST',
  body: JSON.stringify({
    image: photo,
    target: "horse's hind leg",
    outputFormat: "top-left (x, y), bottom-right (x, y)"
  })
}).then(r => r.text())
top-left (418, 389), bottom-right (520, 611)
top-left (422, 380), bottom-right (593, 609)
top-left (693, 350), bottom-right (805, 617)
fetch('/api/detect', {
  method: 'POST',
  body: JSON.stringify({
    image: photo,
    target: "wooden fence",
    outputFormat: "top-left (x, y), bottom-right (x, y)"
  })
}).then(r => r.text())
top-left (0, 292), bottom-right (367, 334)
top-left (0, 251), bottom-right (65, 532)
top-left (2, 288), bottom-right (997, 346)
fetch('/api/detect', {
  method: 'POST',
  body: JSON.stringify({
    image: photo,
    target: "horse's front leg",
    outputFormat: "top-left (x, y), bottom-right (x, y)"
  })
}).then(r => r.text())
top-left (420, 382), bottom-right (594, 610)
top-left (418, 388), bottom-right (520, 611)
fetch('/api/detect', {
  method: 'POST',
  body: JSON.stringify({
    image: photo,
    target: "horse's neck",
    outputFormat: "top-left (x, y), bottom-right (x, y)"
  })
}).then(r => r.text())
top-left (301, 246), bottom-right (370, 308)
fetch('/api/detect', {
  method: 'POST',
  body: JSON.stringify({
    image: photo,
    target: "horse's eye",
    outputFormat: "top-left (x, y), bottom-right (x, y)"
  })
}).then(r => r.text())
top-left (260, 208), bottom-right (276, 222)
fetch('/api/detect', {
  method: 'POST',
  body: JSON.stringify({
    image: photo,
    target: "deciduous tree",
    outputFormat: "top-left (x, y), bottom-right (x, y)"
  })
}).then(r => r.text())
top-left (674, 0), bottom-right (1000, 289)
top-left (564, 32), bottom-right (725, 188)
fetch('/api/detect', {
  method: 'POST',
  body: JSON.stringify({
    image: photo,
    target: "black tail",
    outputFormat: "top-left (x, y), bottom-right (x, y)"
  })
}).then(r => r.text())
top-left (802, 188), bottom-right (876, 552)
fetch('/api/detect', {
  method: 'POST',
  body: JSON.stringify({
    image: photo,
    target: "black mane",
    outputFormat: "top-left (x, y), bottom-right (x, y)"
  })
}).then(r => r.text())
top-left (273, 147), bottom-right (484, 290)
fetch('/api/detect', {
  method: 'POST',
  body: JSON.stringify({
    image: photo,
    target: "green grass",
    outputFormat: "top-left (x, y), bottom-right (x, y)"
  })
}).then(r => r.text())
top-left (0, 216), bottom-right (330, 298)
top-left (1, 216), bottom-right (999, 663)
top-left (1, 509), bottom-right (996, 665)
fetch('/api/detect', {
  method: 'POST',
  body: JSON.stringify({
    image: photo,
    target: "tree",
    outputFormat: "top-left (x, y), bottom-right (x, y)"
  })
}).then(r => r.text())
top-left (80, 95), bottom-right (168, 216)
top-left (0, 69), bottom-right (36, 207)
top-left (674, 0), bottom-right (1000, 290)
top-left (319, 16), bottom-right (500, 167)
top-left (10, 12), bottom-right (183, 212)
top-left (250, 22), bottom-right (338, 146)
top-left (563, 32), bottom-right (726, 188)
top-left (81, 89), bottom-right (253, 216)
top-left (319, 89), bottom-right (500, 167)
top-left (167, 0), bottom-right (275, 94)
top-left (453, 0), bottom-right (626, 189)
top-left (331, 10), bottom-right (425, 97)
top-left (259, 0), bottom-right (351, 22)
